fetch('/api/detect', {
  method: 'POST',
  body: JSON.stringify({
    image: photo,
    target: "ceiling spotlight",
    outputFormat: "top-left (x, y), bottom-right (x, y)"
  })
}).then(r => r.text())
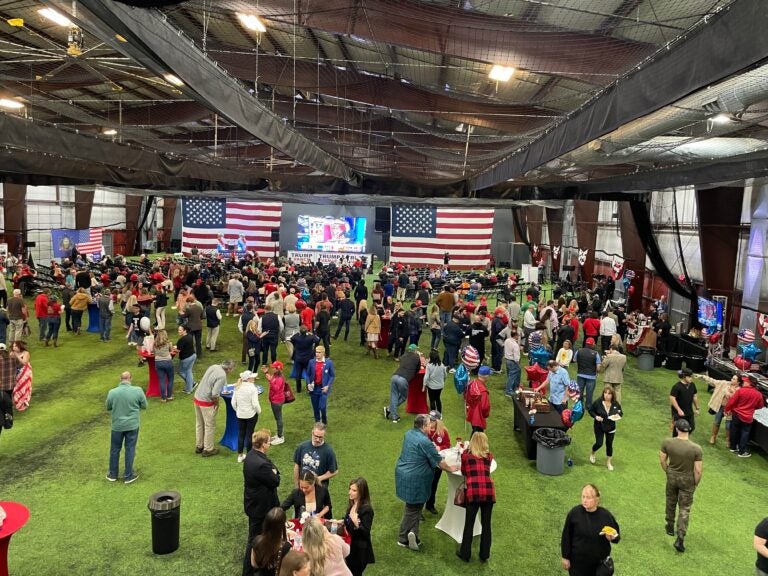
top-left (102, 128), bottom-right (117, 136)
top-left (488, 65), bottom-right (515, 82)
top-left (710, 113), bottom-right (732, 124)
top-left (237, 13), bottom-right (267, 33)
top-left (455, 123), bottom-right (465, 132)
top-left (38, 8), bottom-right (72, 27)
top-left (0, 98), bottom-right (24, 109)
top-left (164, 74), bottom-right (184, 87)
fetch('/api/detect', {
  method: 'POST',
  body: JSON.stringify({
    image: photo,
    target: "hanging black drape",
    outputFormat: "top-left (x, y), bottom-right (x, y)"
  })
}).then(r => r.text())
top-left (512, 207), bottom-right (530, 248)
top-left (629, 198), bottom-right (698, 324)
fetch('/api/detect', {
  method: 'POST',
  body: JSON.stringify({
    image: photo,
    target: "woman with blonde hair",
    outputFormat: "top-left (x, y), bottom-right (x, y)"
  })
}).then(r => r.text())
top-left (363, 304), bottom-right (381, 359)
top-left (301, 516), bottom-right (351, 576)
top-left (457, 431), bottom-right (495, 563)
top-left (278, 551), bottom-right (311, 576)
top-left (153, 329), bottom-right (175, 402)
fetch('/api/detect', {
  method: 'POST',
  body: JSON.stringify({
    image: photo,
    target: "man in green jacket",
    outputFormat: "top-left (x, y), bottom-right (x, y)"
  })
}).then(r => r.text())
top-left (106, 371), bottom-right (147, 484)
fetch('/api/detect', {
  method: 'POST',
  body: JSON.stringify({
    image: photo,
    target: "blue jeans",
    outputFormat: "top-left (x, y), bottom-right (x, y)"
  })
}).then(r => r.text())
top-left (578, 376), bottom-right (597, 409)
top-left (155, 359), bottom-right (175, 399)
top-left (729, 415), bottom-right (752, 454)
top-left (178, 354), bottom-right (197, 393)
top-left (389, 375), bottom-right (409, 420)
top-left (439, 311), bottom-right (452, 327)
top-left (99, 315), bottom-right (112, 341)
top-left (443, 342), bottom-right (459, 369)
top-left (38, 317), bottom-right (49, 340)
top-left (109, 428), bottom-right (139, 479)
top-left (46, 319), bottom-right (61, 342)
top-left (505, 359), bottom-right (521, 395)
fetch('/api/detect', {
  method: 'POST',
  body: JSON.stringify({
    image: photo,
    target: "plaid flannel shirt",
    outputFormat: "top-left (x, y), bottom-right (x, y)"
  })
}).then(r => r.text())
top-left (0, 352), bottom-right (18, 392)
top-left (461, 452), bottom-right (496, 504)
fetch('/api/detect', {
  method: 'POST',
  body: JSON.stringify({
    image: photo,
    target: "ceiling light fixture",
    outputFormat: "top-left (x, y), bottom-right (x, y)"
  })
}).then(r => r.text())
top-left (102, 128), bottom-right (117, 136)
top-left (488, 65), bottom-right (515, 82)
top-left (38, 8), bottom-right (72, 27)
top-left (164, 74), bottom-right (184, 87)
top-left (710, 113), bottom-right (732, 124)
top-left (0, 98), bottom-right (24, 109)
top-left (237, 13), bottom-right (267, 33)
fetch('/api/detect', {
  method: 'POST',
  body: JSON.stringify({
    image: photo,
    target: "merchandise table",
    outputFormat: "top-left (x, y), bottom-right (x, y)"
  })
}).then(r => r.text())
top-left (626, 324), bottom-right (655, 352)
top-left (512, 396), bottom-right (568, 459)
top-left (219, 384), bottom-right (263, 451)
top-left (406, 370), bottom-right (428, 414)
top-left (0, 501), bottom-right (29, 576)
top-left (434, 449), bottom-right (497, 543)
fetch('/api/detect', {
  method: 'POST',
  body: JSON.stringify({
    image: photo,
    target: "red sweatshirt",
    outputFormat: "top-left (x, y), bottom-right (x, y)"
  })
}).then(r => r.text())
top-left (725, 386), bottom-right (765, 423)
top-left (583, 317), bottom-right (601, 337)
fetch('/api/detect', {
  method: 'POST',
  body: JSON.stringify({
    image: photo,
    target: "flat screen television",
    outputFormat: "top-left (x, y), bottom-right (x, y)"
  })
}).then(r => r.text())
top-left (697, 296), bottom-right (723, 335)
top-left (296, 215), bottom-right (367, 253)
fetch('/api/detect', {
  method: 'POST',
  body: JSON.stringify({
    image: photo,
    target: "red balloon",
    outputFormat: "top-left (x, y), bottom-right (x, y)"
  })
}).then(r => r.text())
top-left (734, 355), bottom-right (751, 370)
top-left (628, 286), bottom-right (635, 296)
top-left (679, 274), bottom-right (686, 282)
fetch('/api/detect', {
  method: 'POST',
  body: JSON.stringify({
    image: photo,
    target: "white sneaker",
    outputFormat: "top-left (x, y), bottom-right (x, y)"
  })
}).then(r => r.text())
top-left (271, 436), bottom-right (285, 445)
top-left (589, 454), bottom-right (596, 464)
top-left (607, 462), bottom-right (614, 471)
top-left (449, 368), bottom-right (456, 374)
top-left (237, 454), bottom-right (247, 463)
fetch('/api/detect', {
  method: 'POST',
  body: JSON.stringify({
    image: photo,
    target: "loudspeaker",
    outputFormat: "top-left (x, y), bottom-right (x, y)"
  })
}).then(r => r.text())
top-left (562, 264), bottom-right (576, 271)
top-left (382, 232), bottom-right (390, 247)
top-left (375, 207), bottom-right (391, 233)
top-left (170, 239), bottom-right (181, 252)
top-left (270, 229), bottom-right (280, 242)
top-left (26, 241), bottom-right (36, 247)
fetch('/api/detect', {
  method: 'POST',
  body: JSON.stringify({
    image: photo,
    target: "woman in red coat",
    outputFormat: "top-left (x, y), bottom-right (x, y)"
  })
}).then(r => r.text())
top-left (465, 366), bottom-right (491, 434)
top-left (457, 432), bottom-right (495, 563)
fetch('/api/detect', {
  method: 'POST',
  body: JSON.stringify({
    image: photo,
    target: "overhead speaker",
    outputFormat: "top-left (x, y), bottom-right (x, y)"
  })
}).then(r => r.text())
top-left (382, 232), bottom-right (390, 247)
top-left (26, 241), bottom-right (36, 247)
top-left (170, 239), bottom-right (181, 252)
top-left (562, 265), bottom-right (576, 271)
top-left (270, 229), bottom-right (280, 242)
top-left (374, 207), bottom-right (391, 233)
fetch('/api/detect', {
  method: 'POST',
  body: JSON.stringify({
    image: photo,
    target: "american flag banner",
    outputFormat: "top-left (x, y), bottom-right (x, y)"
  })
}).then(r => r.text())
top-left (74, 228), bottom-right (104, 255)
top-left (181, 199), bottom-right (282, 258)
top-left (389, 205), bottom-right (494, 268)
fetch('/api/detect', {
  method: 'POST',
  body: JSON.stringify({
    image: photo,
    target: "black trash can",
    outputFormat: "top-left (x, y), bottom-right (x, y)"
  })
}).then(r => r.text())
top-left (686, 355), bottom-right (706, 373)
top-left (533, 428), bottom-right (571, 476)
top-left (665, 352), bottom-right (683, 370)
top-left (148, 491), bottom-right (181, 554)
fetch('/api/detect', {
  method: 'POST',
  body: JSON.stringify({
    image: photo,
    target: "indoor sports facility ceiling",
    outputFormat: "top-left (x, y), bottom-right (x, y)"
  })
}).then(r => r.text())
top-left (0, 0), bottom-right (767, 200)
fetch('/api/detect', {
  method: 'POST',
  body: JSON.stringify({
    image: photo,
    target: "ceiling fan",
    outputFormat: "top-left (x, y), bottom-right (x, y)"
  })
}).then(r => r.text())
top-left (5, 2), bottom-right (123, 91)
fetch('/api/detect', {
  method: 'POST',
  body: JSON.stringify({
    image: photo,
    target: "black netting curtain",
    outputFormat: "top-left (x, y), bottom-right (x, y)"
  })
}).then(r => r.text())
top-left (629, 198), bottom-right (698, 324)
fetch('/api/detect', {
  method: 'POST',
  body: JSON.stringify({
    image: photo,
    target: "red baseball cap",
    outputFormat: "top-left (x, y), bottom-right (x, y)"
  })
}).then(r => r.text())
top-left (586, 337), bottom-right (595, 346)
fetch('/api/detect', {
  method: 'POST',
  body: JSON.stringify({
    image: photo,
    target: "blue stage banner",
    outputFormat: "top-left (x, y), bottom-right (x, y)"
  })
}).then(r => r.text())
top-left (51, 229), bottom-right (78, 258)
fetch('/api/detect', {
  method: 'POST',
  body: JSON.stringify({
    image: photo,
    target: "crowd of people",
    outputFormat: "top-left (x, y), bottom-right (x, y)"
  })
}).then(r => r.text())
top-left (2, 251), bottom-right (767, 575)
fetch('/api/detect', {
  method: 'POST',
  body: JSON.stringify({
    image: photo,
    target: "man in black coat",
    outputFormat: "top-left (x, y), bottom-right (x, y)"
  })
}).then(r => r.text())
top-left (243, 429), bottom-right (280, 575)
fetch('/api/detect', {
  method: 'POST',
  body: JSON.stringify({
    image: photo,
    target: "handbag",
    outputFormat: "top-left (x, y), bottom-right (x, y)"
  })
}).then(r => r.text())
top-left (595, 555), bottom-right (614, 576)
top-left (282, 381), bottom-right (295, 404)
top-left (453, 481), bottom-right (467, 508)
top-left (248, 347), bottom-right (256, 358)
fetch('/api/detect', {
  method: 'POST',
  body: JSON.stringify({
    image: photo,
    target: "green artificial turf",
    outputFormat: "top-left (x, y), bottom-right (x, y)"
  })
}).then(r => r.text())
top-left (2, 278), bottom-right (766, 576)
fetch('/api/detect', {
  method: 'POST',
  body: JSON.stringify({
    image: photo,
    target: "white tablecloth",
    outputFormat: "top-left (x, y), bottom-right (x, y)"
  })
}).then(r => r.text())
top-left (435, 448), bottom-right (497, 543)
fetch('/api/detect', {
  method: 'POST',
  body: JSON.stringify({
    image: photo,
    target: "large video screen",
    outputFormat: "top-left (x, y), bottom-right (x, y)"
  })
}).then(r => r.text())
top-left (697, 296), bottom-right (723, 335)
top-left (297, 215), bottom-right (367, 253)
